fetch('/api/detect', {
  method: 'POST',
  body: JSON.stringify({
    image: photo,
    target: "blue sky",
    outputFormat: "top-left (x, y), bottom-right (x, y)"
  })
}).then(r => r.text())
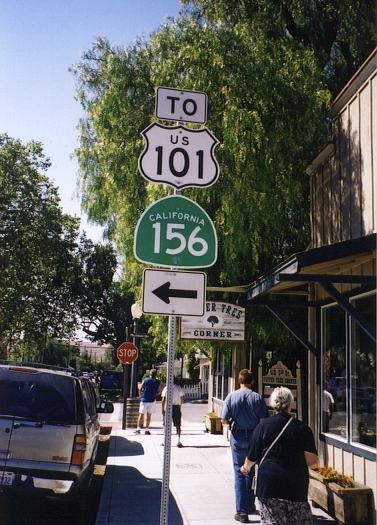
top-left (0, 0), bottom-right (181, 241)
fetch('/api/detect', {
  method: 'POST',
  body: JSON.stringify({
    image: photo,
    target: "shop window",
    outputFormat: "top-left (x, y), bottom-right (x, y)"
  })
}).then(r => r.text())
top-left (321, 292), bottom-right (376, 452)
top-left (350, 292), bottom-right (376, 449)
top-left (321, 304), bottom-right (347, 438)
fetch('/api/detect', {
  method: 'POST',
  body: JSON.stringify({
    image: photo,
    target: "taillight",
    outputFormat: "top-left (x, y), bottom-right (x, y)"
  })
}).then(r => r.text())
top-left (71, 434), bottom-right (87, 466)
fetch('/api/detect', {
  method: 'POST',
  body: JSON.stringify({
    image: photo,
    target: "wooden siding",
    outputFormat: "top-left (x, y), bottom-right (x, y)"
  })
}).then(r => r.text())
top-left (310, 72), bottom-right (376, 248)
top-left (314, 255), bottom-right (375, 303)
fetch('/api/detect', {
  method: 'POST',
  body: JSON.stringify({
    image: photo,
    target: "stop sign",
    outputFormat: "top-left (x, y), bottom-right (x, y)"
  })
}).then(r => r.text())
top-left (117, 342), bottom-right (139, 364)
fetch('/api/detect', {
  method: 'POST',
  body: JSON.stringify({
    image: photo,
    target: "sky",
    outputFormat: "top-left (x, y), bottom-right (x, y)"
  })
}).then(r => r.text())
top-left (1, 0), bottom-right (181, 242)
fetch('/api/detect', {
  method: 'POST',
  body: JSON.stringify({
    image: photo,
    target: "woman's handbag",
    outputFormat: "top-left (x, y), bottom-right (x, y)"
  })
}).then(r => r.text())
top-left (251, 417), bottom-right (293, 492)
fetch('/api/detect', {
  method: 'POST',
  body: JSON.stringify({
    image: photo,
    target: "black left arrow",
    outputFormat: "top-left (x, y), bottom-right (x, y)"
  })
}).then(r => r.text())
top-left (152, 282), bottom-right (198, 304)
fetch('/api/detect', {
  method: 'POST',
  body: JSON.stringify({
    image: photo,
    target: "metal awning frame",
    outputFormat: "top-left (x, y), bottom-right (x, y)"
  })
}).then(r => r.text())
top-left (278, 273), bottom-right (376, 343)
top-left (246, 234), bottom-right (376, 353)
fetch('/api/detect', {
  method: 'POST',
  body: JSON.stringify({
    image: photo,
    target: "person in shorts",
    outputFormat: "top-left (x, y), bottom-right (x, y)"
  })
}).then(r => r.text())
top-left (161, 377), bottom-right (185, 447)
top-left (135, 369), bottom-right (161, 435)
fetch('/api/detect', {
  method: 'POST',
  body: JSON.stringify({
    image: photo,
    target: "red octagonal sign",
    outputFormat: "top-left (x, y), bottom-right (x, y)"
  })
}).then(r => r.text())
top-left (117, 342), bottom-right (139, 364)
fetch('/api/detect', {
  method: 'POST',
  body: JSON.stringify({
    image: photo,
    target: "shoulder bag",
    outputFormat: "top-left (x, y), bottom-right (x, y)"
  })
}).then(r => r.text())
top-left (251, 416), bottom-right (293, 491)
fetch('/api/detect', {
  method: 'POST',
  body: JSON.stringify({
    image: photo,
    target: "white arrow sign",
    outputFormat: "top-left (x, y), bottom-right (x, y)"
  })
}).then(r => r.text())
top-left (138, 122), bottom-right (220, 189)
top-left (142, 269), bottom-right (206, 316)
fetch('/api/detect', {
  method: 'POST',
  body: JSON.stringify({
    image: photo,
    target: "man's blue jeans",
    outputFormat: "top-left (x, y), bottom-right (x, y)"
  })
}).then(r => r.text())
top-left (230, 430), bottom-right (255, 515)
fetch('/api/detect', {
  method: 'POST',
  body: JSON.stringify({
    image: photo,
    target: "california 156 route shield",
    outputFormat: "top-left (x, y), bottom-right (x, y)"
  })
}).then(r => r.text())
top-left (134, 195), bottom-right (218, 268)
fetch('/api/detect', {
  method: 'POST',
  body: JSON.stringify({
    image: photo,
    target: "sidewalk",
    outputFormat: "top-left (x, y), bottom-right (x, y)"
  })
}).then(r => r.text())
top-left (96, 404), bottom-right (336, 525)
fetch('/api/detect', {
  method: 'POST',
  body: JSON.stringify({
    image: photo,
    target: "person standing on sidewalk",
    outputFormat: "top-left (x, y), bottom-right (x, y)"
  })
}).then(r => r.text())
top-left (221, 369), bottom-right (269, 524)
top-left (241, 386), bottom-right (318, 525)
top-left (135, 369), bottom-right (161, 435)
top-left (161, 377), bottom-right (185, 447)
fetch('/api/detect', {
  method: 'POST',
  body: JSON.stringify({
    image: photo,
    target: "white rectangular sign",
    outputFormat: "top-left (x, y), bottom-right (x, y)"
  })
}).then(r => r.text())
top-left (180, 301), bottom-right (245, 341)
top-left (142, 269), bottom-right (206, 316)
top-left (156, 87), bottom-right (207, 124)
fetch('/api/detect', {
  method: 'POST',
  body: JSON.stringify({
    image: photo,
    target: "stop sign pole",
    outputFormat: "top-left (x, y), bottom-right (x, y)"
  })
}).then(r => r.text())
top-left (117, 342), bottom-right (139, 430)
top-left (117, 342), bottom-right (139, 364)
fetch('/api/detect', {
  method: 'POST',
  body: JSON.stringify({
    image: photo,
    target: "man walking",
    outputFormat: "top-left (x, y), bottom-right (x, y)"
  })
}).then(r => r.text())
top-left (135, 369), bottom-right (161, 435)
top-left (221, 369), bottom-right (269, 524)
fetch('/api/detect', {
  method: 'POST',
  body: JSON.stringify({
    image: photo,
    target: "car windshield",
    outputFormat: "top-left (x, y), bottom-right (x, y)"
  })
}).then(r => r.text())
top-left (0, 371), bottom-right (76, 425)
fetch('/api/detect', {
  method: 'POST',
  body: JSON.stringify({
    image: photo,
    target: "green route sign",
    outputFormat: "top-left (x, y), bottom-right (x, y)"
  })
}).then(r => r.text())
top-left (134, 195), bottom-right (217, 268)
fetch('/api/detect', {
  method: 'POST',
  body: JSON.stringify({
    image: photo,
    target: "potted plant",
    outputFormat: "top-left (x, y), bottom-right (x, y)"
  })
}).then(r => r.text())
top-left (309, 466), bottom-right (372, 525)
top-left (204, 412), bottom-right (222, 434)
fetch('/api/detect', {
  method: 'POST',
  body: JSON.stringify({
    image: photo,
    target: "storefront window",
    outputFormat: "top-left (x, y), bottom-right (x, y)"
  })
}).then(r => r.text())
top-left (322, 305), bottom-right (347, 437)
top-left (350, 292), bottom-right (376, 449)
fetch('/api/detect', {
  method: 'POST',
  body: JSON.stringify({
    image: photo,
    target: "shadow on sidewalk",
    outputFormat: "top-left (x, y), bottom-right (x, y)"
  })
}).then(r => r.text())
top-left (109, 435), bottom-right (144, 457)
top-left (106, 465), bottom-right (184, 524)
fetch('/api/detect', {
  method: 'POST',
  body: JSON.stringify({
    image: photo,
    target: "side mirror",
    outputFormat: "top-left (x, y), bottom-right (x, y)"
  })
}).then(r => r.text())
top-left (98, 400), bottom-right (114, 414)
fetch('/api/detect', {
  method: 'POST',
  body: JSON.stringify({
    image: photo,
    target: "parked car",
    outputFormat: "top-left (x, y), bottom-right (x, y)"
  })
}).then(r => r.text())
top-left (99, 370), bottom-right (123, 398)
top-left (0, 362), bottom-right (113, 498)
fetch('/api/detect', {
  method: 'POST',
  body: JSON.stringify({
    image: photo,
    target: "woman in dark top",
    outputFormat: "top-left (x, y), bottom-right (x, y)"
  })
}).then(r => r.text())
top-left (241, 387), bottom-right (318, 525)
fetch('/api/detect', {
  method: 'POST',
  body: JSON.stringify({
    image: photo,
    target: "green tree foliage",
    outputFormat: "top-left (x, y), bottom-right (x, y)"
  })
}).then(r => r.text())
top-left (0, 135), bottom-right (81, 358)
top-left (182, 0), bottom-right (376, 95)
top-left (74, 23), bottom-right (329, 289)
top-left (73, 7), bottom-right (373, 356)
top-left (77, 239), bottom-right (135, 355)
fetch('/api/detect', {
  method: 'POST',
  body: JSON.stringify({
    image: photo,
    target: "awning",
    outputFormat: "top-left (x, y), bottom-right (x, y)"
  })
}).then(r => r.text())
top-left (246, 233), bottom-right (376, 352)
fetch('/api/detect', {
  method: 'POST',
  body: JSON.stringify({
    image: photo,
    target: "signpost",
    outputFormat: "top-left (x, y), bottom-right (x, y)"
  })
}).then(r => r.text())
top-left (117, 342), bottom-right (139, 364)
top-left (117, 341), bottom-right (139, 430)
top-left (142, 269), bottom-right (206, 316)
top-left (134, 195), bottom-right (217, 268)
top-left (138, 123), bottom-right (219, 189)
top-left (134, 86), bottom-right (217, 525)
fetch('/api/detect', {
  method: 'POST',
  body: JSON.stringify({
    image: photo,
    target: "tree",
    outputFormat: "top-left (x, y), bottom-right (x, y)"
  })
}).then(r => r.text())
top-left (73, 8), bottom-right (373, 358)
top-left (73, 23), bottom-right (329, 287)
top-left (182, 0), bottom-right (376, 95)
top-left (77, 239), bottom-right (135, 358)
top-left (0, 135), bottom-right (82, 358)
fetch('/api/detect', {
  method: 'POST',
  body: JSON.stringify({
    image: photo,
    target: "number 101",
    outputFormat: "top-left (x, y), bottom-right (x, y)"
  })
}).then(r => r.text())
top-left (155, 146), bottom-right (204, 178)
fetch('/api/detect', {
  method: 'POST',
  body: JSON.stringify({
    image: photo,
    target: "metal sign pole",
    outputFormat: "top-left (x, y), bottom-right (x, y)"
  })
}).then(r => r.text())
top-left (159, 313), bottom-right (176, 525)
top-left (122, 364), bottom-right (129, 430)
top-left (160, 183), bottom-right (181, 525)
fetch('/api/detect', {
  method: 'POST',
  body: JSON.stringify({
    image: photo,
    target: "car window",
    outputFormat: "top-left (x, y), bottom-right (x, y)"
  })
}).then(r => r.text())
top-left (81, 380), bottom-right (96, 418)
top-left (0, 373), bottom-right (76, 424)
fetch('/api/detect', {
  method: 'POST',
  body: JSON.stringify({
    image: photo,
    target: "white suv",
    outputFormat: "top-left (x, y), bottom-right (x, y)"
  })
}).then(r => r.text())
top-left (0, 362), bottom-right (113, 497)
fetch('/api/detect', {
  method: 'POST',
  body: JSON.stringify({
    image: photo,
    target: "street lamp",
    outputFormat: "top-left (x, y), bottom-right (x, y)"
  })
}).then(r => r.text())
top-left (130, 302), bottom-right (143, 398)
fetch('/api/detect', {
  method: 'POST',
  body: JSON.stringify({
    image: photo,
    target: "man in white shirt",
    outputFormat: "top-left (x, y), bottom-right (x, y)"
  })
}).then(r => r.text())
top-left (161, 378), bottom-right (185, 447)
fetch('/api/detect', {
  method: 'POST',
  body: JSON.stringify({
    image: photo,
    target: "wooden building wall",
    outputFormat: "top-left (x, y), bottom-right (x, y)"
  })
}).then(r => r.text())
top-left (310, 64), bottom-right (376, 249)
top-left (307, 51), bottom-right (376, 520)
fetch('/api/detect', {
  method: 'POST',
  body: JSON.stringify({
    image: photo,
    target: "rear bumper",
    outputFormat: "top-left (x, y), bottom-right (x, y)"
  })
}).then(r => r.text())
top-left (0, 463), bottom-right (87, 496)
top-left (1, 473), bottom-right (75, 495)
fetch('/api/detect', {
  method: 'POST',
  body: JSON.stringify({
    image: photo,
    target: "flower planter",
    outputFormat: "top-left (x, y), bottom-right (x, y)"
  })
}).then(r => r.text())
top-left (309, 469), bottom-right (373, 525)
top-left (204, 413), bottom-right (222, 434)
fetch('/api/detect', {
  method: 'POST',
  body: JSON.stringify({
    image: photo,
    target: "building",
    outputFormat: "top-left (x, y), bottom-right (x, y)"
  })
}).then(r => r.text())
top-left (210, 49), bottom-right (376, 518)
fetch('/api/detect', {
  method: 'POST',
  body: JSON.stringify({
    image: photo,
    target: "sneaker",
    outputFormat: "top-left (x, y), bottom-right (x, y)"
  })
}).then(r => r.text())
top-left (177, 442), bottom-right (183, 448)
top-left (234, 513), bottom-right (250, 523)
top-left (134, 429), bottom-right (141, 434)
top-left (144, 430), bottom-right (151, 435)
